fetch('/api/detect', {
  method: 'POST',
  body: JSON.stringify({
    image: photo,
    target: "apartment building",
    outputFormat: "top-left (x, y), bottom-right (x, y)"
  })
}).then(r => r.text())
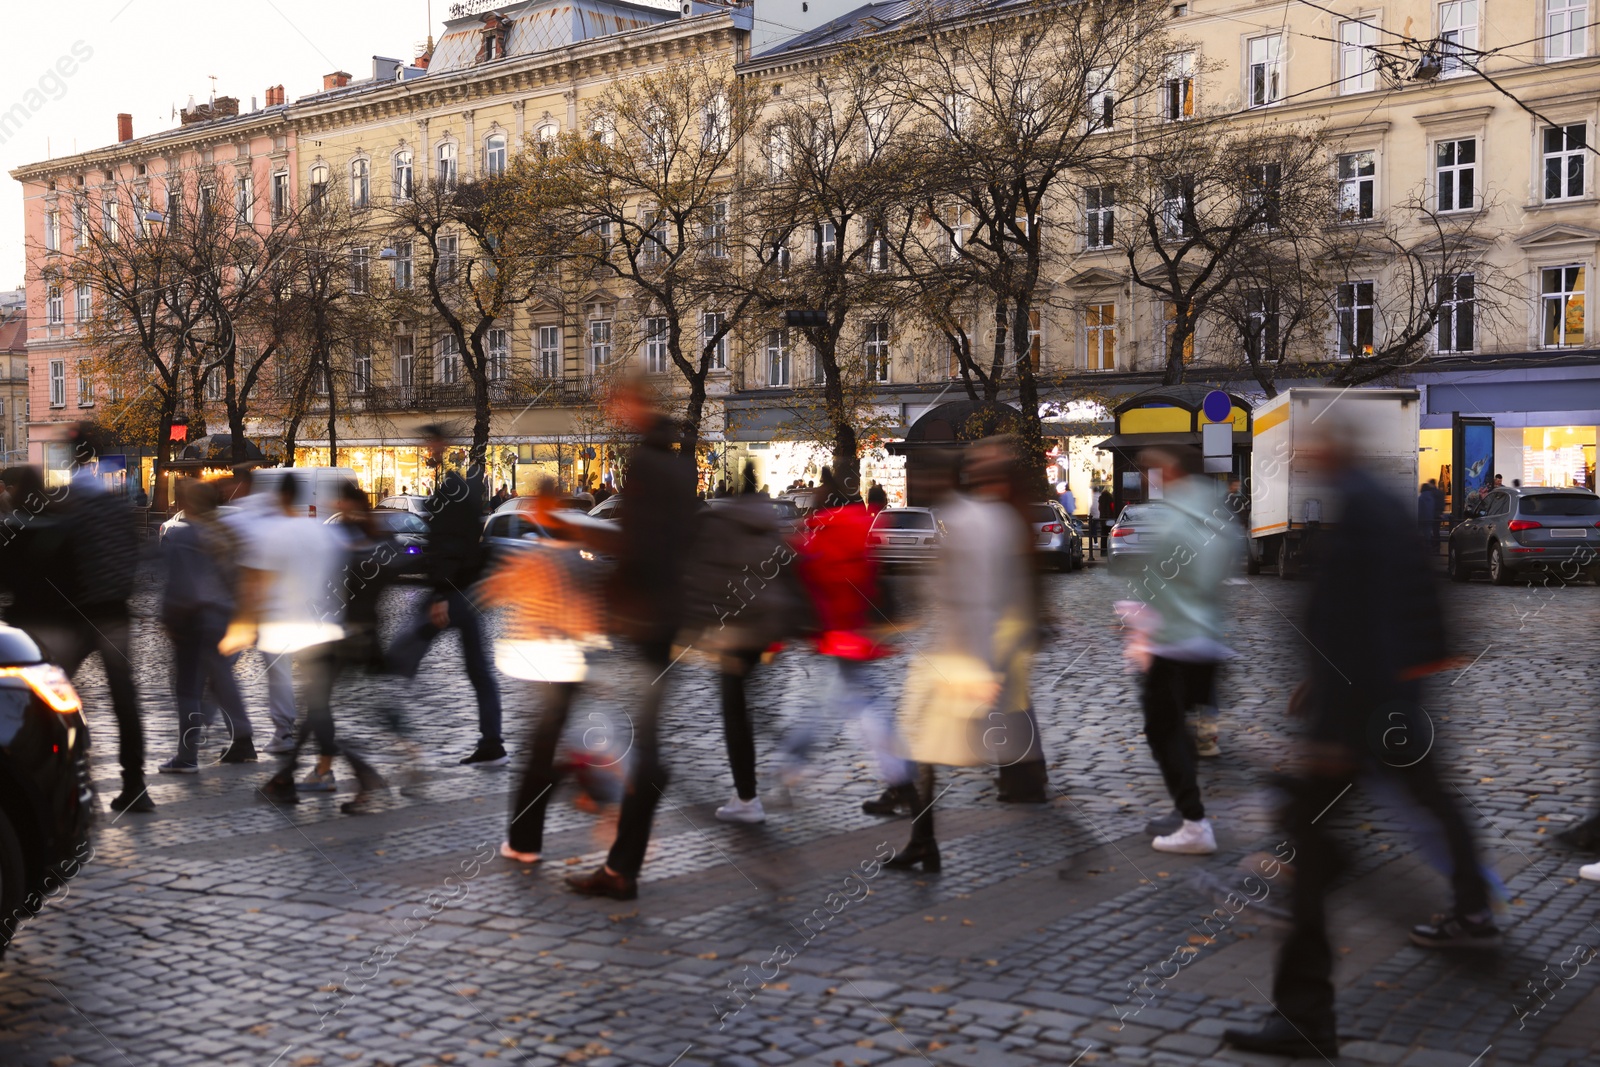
top-left (0, 291), bottom-right (26, 464)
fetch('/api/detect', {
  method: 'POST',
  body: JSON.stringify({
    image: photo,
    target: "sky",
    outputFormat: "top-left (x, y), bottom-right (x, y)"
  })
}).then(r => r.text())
top-left (0, 0), bottom-right (441, 290)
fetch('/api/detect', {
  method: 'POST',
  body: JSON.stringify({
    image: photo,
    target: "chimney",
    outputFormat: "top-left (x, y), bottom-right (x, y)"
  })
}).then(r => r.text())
top-left (265, 84), bottom-right (286, 107)
top-left (323, 71), bottom-right (352, 90)
top-left (116, 113), bottom-right (133, 142)
top-left (213, 96), bottom-right (239, 118)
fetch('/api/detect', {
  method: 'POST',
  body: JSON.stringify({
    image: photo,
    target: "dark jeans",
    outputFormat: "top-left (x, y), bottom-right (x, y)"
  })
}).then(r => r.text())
top-left (388, 590), bottom-right (503, 744)
top-left (1273, 758), bottom-right (1491, 1029)
top-left (41, 604), bottom-right (145, 784)
top-left (508, 682), bottom-right (580, 854)
top-left (606, 641), bottom-right (673, 879)
top-left (276, 643), bottom-right (379, 785)
top-left (1141, 657), bottom-right (1216, 822)
top-left (909, 763), bottom-right (937, 846)
top-left (719, 651), bottom-right (763, 802)
top-left (171, 611), bottom-right (252, 764)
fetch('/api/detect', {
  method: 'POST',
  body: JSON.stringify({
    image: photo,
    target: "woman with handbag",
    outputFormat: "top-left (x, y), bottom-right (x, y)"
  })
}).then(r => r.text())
top-left (890, 438), bottom-right (1039, 873)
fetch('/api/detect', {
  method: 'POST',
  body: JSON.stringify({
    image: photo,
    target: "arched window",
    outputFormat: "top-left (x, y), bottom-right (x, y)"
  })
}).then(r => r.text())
top-left (350, 158), bottom-right (370, 208)
top-left (393, 150), bottom-right (413, 200)
top-left (310, 164), bottom-right (329, 210)
top-left (484, 134), bottom-right (507, 178)
top-left (536, 123), bottom-right (558, 159)
top-left (436, 141), bottom-right (457, 186)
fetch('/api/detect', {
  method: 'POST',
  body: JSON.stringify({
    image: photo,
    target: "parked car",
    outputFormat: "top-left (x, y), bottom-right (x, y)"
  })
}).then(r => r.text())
top-left (376, 494), bottom-right (434, 521)
top-left (1028, 501), bottom-right (1084, 572)
top-left (0, 625), bottom-right (93, 960)
top-left (708, 495), bottom-right (805, 538)
top-left (157, 504), bottom-right (240, 543)
top-left (325, 509), bottom-right (432, 578)
top-left (869, 507), bottom-right (945, 565)
top-left (1448, 486), bottom-right (1600, 585)
top-left (482, 507), bottom-right (616, 564)
top-left (588, 495), bottom-right (624, 523)
top-left (1107, 502), bottom-right (1172, 573)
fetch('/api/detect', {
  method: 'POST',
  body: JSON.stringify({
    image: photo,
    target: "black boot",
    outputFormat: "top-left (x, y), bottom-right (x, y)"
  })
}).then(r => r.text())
top-left (996, 759), bottom-right (1048, 804)
top-left (862, 782), bottom-right (919, 816)
top-left (109, 777), bottom-right (154, 814)
top-left (1224, 1017), bottom-right (1339, 1057)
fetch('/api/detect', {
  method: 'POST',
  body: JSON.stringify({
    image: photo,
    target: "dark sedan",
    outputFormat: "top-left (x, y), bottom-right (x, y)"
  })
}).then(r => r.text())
top-left (0, 625), bottom-right (93, 958)
top-left (325, 510), bottom-right (432, 578)
top-left (1449, 486), bottom-right (1600, 585)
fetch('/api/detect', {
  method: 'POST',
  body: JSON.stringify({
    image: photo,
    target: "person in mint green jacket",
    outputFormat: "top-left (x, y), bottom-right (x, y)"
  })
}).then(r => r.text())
top-left (1127, 447), bottom-right (1241, 855)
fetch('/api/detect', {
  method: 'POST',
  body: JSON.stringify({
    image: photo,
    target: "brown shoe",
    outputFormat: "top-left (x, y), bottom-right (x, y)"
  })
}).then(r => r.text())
top-left (566, 865), bottom-right (637, 901)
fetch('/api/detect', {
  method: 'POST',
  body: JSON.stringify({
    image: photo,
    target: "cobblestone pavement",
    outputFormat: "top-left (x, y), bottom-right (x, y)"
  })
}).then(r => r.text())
top-left (2, 557), bottom-right (1598, 1067)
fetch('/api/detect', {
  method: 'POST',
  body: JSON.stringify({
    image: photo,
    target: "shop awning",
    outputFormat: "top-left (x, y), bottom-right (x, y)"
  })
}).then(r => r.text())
top-left (1095, 430), bottom-right (1252, 451)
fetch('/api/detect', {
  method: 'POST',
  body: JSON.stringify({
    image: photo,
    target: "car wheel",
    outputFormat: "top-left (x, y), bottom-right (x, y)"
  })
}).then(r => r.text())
top-left (1447, 545), bottom-right (1470, 582)
top-left (0, 810), bottom-right (27, 957)
top-left (1489, 542), bottom-right (1513, 586)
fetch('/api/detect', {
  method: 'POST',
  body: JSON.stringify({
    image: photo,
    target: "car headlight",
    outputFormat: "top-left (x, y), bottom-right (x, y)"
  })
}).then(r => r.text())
top-left (0, 664), bottom-right (82, 713)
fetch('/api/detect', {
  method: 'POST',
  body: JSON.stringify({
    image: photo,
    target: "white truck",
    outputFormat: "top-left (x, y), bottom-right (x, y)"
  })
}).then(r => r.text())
top-left (1246, 388), bottom-right (1420, 577)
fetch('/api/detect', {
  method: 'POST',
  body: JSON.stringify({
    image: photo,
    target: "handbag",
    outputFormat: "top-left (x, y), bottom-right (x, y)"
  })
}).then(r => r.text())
top-left (899, 653), bottom-right (1000, 767)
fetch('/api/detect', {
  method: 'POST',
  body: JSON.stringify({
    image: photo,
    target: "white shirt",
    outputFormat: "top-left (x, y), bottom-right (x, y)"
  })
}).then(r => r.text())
top-left (244, 512), bottom-right (346, 653)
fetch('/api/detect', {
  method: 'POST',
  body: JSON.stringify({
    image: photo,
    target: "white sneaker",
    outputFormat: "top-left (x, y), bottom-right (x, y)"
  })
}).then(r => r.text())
top-left (1580, 862), bottom-right (1600, 882)
top-left (264, 735), bottom-right (297, 755)
top-left (1153, 817), bottom-right (1217, 854)
top-left (715, 796), bottom-right (767, 824)
top-left (300, 768), bottom-right (337, 792)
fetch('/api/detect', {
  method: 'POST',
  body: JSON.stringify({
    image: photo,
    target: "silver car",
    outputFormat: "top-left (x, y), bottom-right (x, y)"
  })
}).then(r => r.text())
top-left (869, 507), bottom-right (945, 565)
top-left (1028, 501), bottom-right (1084, 572)
top-left (1107, 502), bottom-right (1171, 573)
top-left (1448, 486), bottom-right (1600, 585)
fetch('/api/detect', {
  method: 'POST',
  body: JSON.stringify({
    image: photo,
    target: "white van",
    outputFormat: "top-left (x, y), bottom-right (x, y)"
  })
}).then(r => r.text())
top-left (250, 466), bottom-right (361, 519)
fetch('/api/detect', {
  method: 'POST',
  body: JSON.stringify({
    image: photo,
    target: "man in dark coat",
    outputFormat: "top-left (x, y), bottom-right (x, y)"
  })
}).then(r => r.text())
top-left (1226, 413), bottom-right (1496, 1059)
top-left (387, 425), bottom-right (505, 766)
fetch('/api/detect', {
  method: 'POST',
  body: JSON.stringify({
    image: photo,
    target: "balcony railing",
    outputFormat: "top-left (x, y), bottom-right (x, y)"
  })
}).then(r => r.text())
top-left (361, 379), bottom-right (546, 412)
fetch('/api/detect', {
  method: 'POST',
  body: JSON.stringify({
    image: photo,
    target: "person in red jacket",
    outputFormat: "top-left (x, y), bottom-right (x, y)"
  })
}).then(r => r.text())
top-left (778, 467), bottom-right (918, 815)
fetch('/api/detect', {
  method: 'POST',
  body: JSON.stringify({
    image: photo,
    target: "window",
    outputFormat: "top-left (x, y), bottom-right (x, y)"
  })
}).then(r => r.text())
top-left (1162, 176), bottom-right (1194, 237)
top-left (644, 316), bottom-right (670, 373)
top-left (134, 194), bottom-right (152, 239)
top-left (76, 361), bottom-right (94, 407)
top-left (166, 190), bottom-right (183, 229)
top-left (865, 105), bottom-right (891, 152)
top-left (1248, 35), bottom-right (1284, 107)
top-left (350, 159), bottom-right (370, 208)
top-left (1164, 54), bottom-right (1195, 120)
top-left (75, 282), bottom-right (91, 322)
top-left (1087, 68), bottom-right (1115, 131)
top-left (1439, 0), bottom-right (1479, 76)
top-left (1544, 124), bottom-right (1587, 200)
top-left (1163, 302), bottom-right (1195, 362)
top-left (234, 175), bottom-right (253, 224)
top-left (814, 220), bottom-right (837, 264)
top-left (436, 141), bottom-right (457, 185)
top-left (200, 184), bottom-right (215, 216)
top-left (487, 327), bottom-right (509, 380)
top-left (1024, 308), bottom-right (1042, 369)
top-left (1436, 273), bottom-right (1475, 352)
top-left (589, 217), bottom-right (614, 254)
top-left (864, 321), bottom-right (891, 382)
top-left (44, 210), bottom-right (60, 251)
top-left (702, 93), bottom-right (731, 152)
top-left (205, 367), bottom-right (223, 402)
top-left (1085, 186), bottom-right (1115, 249)
top-left (73, 200), bottom-right (89, 249)
top-left (1338, 151), bottom-right (1376, 221)
top-left (1542, 265), bottom-right (1585, 346)
top-left (766, 329), bottom-right (791, 386)
top-left (1436, 139), bottom-right (1476, 211)
top-left (591, 116), bottom-right (616, 147)
top-left (537, 325), bottom-right (561, 377)
top-left (484, 134), bottom-right (507, 178)
top-left (767, 127), bottom-right (790, 179)
top-left (349, 247), bottom-right (370, 294)
top-left (101, 196), bottom-right (118, 241)
top-left (1336, 281), bottom-right (1375, 356)
top-left (1245, 289), bottom-right (1280, 362)
top-left (703, 312), bottom-right (727, 370)
top-left (1247, 162), bottom-right (1282, 228)
top-left (1339, 19), bottom-right (1378, 93)
top-left (1547, 0), bottom-right (1587, 59)
top-left (352, 343), bottom-right (372, 393)
top-left (310, 165), bottom-right (329, 210)
top-left (438, 234), bottom-right (459, 282)
top-left (394, 151), bottom-right (413, 200)
top-left (704, 200), bottom-right (729, 258)
top-left (395, 335), bottom-right (416, 390)
top-left (392, 241), bottom-right (413, 289)
top-left (1086, 304), bottom-right (1116, 370)
top-left (272, 171), bottom-right (290, 218)
top-left (46, 285), bottom-right (63, 324)
top-left (940, 92), bottom-right (969, 137)
top-left (644, 212), bottom-right (670, 267)
top-left (771, 235), bottom-right (792, 274)
top-left (48, 359), bottom-right (65, 407)
top-left (867, 220), bottom-right (889, 271)
top-left (439, 334), bottom-right (462, 384)
top-left (536, 123), bottom-right (559, 158)
top-left (588, 316), bottom-right (612, 373)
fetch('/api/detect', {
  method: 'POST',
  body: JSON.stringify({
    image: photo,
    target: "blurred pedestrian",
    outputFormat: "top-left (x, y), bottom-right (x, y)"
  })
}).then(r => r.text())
top-left (1058, 482), bottom-right (1076, 518)
top-left (1417, 479), bottom-right (1444, 553)
top-left (491, 483), bottom-right (511, 510)
top-left (1130, 446), bottom-right (1241, 855)
top-left (223, 467), bottom-right (298, 755)
top-left (387, 425), bottom-right (506, 767)
top-left (778, 466), bottom-right (918, 817)
top-left (687, 463), bottom-right (801, 825)
top-left (234, 474), bottom-right (387, 813)
top-left (1098, 487), bottom-right (1114, 555)
top-left (1225, 413), bottom-right (1497, 1060)
top-left (159, 479), bottom-right (255, 773)
top-left (565, 378), bottom-right (698, 901)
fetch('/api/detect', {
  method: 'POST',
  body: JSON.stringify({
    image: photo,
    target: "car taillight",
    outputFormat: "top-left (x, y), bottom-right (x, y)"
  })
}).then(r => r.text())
top-left (1509, 519), bottom-right (1541, 532)
top-left (1112, 527), bottom-right (1134, 537)
top-left (1041, 523), bottom-right (1063, 534)
top-left (0, 664), bottom-right (82, 713)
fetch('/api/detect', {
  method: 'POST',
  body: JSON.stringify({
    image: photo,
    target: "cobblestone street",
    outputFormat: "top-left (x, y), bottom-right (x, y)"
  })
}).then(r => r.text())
top-left (1, 559), bottom-right (1597, 1067)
